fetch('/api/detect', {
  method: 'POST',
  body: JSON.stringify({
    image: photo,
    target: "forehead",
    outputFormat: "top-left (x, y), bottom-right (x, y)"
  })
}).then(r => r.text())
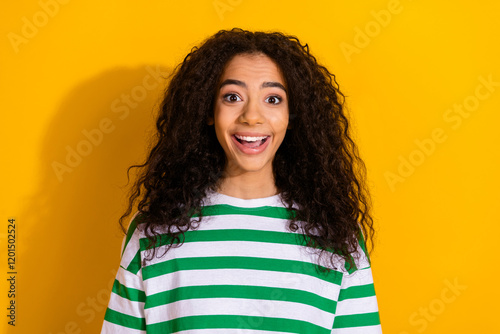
top-left (220, 53), bottom-right (285, 83)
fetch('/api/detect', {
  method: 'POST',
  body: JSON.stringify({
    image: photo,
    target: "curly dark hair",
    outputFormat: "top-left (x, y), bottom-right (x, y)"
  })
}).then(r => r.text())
top-left (120, 27), bottom-right (375, 271)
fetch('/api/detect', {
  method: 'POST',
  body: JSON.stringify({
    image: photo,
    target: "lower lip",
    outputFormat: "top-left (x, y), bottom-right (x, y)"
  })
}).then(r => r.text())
top-left (231, 135), bottom-right (271, 155)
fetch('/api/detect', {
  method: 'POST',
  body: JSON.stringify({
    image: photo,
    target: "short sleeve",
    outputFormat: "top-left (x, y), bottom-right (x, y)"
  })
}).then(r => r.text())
top-left (331, 235), bottom-right (382, 333)
top-left (101, 213), bottom-right (147, 333)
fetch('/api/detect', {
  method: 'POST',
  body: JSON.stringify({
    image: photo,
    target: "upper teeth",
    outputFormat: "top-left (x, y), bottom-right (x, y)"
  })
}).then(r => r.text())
top-left (235, 135), bottom-right (268, 142)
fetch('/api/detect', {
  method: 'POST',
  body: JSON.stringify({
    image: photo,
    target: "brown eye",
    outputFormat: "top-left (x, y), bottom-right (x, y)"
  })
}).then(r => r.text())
top-left (223, 93), bottom-right (242, 102)
top-left (265, 95), bottom-right (281, 105)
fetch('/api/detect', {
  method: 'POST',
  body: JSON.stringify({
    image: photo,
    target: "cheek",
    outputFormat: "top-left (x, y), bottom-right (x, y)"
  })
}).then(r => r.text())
top-left (272, 112), bottom-right (290, 133)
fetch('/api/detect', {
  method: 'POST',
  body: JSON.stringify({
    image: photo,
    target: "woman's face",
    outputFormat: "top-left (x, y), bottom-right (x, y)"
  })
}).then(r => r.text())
top-left (210, 53), bottom-right (289, 178)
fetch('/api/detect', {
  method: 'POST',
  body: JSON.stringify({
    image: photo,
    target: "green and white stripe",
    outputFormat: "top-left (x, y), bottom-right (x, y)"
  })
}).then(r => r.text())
top-left (102, 191), bottom-right (381, 333)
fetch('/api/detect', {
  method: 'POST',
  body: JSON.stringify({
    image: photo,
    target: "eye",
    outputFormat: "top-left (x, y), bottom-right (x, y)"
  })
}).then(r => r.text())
top-left (223, 93), bottom-right (242, 102)
top-left (265, 95), bottom-right (282, 105)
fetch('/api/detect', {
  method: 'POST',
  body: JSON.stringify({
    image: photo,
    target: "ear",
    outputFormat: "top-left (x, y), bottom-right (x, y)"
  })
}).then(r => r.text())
top-left (207, 116), bottom-right (214, 125)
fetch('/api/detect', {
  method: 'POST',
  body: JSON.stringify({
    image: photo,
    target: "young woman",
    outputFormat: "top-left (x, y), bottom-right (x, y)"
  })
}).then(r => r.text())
top-left (102, 28), bottom-right (381, 333)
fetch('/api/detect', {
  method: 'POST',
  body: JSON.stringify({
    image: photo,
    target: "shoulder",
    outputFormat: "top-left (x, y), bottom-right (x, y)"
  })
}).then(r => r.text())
top-left (320, 227), bottom-right (371, 276)
top-left (121, 212), bottom-right (147, 253)
top-left (118, 212), bottom-right (147, 274)
top-left (342, 229), bottom-right (372, 276)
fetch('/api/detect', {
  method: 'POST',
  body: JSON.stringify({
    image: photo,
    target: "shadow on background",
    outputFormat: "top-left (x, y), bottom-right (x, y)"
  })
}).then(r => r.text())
top-left (19, 65), bottom-right (170, 333)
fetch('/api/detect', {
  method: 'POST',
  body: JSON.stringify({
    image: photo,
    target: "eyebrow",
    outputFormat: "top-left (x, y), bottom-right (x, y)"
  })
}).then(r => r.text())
top-left (219, 79), bottom-right (287, 94)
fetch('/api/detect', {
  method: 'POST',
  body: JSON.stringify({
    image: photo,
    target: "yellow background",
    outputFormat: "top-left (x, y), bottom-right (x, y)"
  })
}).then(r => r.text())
top-left (1, 0), bottom-right (499, 333)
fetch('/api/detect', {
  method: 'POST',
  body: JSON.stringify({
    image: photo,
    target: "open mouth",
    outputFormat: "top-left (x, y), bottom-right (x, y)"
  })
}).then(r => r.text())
top-left (233, 134), bottom-right (270, 148)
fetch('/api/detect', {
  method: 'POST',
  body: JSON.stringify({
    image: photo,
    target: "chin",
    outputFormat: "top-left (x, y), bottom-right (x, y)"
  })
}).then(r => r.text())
top-left (228, 157), bottom-right (273, 174)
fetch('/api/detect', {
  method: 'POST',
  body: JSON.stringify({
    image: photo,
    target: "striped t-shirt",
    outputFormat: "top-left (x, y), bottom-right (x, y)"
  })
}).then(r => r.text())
top-left (102, 191), bottom-right (382, 333)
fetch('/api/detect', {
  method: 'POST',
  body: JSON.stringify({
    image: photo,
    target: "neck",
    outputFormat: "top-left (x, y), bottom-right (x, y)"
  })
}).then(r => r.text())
top-left (217, 169), bottom-right (278, 200)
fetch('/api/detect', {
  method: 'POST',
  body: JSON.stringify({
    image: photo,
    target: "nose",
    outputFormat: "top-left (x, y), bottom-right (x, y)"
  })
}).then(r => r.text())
top-left (238, 98), bottom-right (264, 125)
